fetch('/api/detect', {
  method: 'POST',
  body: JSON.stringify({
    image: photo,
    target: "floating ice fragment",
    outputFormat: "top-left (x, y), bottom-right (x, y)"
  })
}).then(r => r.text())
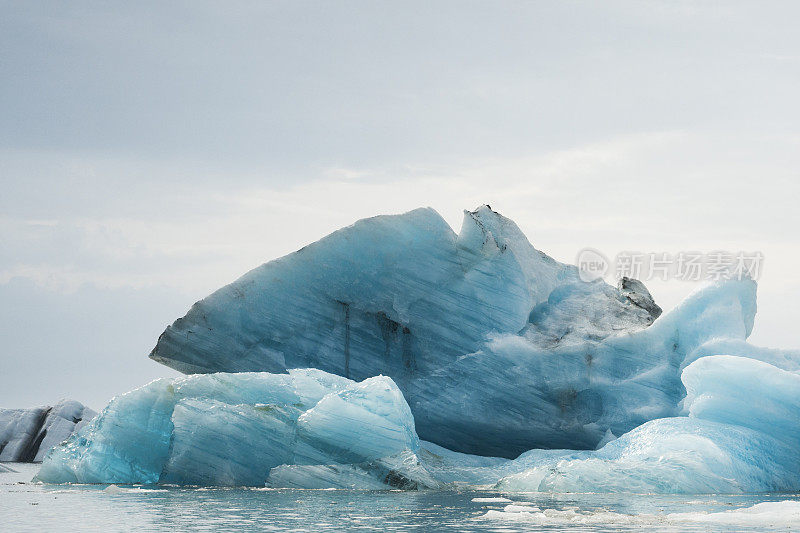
top-left (35, 369), bottom-right (429, 489)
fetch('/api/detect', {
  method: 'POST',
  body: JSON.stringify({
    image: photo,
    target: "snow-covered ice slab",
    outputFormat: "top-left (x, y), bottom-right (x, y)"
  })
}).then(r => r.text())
top-left (147, 206), bottom-right (762, 456)
top-left (35, 370), bottom-right (433, 488)
top-left (0, 400), bottom-right (95, 462)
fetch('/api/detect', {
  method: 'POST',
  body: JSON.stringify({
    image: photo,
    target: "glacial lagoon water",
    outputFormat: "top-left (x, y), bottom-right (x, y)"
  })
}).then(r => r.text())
top-left (4, 463), bottom-right (799, 532)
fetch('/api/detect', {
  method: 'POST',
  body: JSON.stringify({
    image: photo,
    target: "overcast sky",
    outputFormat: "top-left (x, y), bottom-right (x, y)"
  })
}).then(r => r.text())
top-left (2, 1), bottom-right (799, 410)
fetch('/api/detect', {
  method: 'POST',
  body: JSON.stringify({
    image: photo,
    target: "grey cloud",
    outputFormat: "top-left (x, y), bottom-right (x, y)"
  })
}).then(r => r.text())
top-left (2, 1), bottom-right (800, 409)
top-left (3, 1), bottom-right (798, 170)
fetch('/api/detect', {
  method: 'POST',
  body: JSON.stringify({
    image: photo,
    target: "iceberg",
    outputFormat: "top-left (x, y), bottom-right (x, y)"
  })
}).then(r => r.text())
top-left (35, 369), bottom-right (433, 488)
top-left (0, 400), bottom-right (96, 462)
top-left (34, 206), bottom-right (800, 493)
top-left (148, 206), bottom-right (752, 457)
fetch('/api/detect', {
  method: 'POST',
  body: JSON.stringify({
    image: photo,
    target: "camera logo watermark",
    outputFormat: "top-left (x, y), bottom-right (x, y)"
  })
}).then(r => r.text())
top-left (577, 249), bottom-right (763, 282)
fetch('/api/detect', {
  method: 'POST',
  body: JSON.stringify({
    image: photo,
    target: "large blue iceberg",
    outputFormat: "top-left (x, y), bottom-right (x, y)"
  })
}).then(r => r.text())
top-left (148, 206), bottom-right (762, 457)
top-left (37, 206), bottom-right (800, 492)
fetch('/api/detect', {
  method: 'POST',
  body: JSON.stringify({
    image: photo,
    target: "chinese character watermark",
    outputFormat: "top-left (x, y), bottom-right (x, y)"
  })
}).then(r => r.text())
top-left (576, 249), bottom-right (763, 282)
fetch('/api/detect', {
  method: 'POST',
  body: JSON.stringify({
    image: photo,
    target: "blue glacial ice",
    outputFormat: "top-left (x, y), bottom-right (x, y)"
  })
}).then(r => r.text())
top-left (36, 354), bottom-right (800, 492)
top-left (36, 206), bottom-right (800, 492)
top-left (35, 369), bottom-right (436, 488)
top-left (148, 205), bottom-right (761, 457)
top-left (494, 355), bottom-right (800, 493)
top-left (0, 400), bottom-right (96, 462)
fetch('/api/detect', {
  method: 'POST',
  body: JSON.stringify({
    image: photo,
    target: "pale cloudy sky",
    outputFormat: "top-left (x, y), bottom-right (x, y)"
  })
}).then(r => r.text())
top-left (2, 1), bottom-right (799, 410)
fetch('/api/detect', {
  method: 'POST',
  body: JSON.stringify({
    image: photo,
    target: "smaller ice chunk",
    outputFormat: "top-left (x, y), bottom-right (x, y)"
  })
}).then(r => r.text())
top-left (33, 400), bottom-right (97, 462)
top-left (36, 369), bottom-right (426, 488)
top-left (617, 277), bottom-right (662, 322)
top-left (494, 355), bottom-right (800, 493)
top-left (479, 501), bottom-right (800, 528)
top-left (0, 400), bottom-right (95, 462)
top-left (0, 407), bottom-right (50, 462)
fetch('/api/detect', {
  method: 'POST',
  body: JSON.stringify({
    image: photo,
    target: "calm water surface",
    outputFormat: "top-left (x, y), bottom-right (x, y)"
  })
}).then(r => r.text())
top-left (3, 463), bottom-right (799, 532)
